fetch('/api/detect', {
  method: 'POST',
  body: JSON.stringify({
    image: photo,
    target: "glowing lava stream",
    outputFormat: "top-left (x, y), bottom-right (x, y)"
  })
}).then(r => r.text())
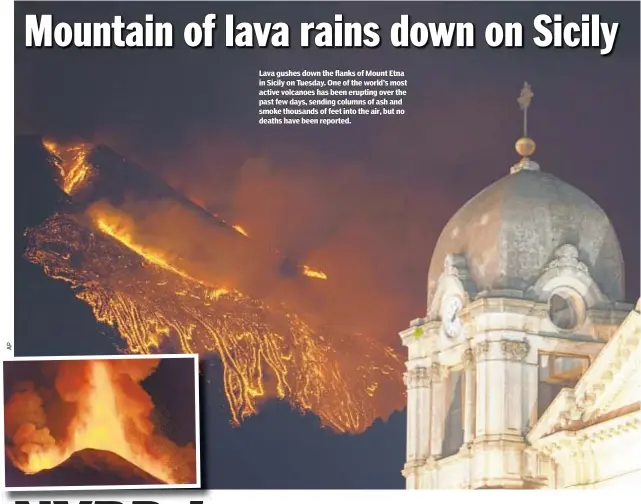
top-left (27, 140), bottom-right (404, 434)
top-left (232, 224), bottom-right (249, 237)
top-left (43, 139), bottom-right (93, 195)
top-left (42, 139), bottom-right (329, 282)
top-left (10, 361), bottom-right (176, 483)
top-left (302, 265), bottom-right (328, 280)
top-left (94, 217), bottom-right (197, 283)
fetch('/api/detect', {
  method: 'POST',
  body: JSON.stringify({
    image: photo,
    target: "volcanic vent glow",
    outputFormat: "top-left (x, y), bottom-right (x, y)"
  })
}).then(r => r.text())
top-left (4, 359), bottom-right (197, 484)
top-left (25, 139), bottom-right (404, 434)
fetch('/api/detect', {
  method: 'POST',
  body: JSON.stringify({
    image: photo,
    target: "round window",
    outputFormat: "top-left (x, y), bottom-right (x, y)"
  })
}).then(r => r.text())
top-left (548, 291), bottom-right (582, 330)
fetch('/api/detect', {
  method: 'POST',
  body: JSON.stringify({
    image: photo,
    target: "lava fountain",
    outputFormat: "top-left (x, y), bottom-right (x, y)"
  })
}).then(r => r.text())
top-left (4, 358), bottom-right (197, 484)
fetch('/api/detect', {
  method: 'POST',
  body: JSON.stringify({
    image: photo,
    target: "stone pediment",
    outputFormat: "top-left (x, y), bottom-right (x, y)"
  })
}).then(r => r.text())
top-left (529, 302), bottom-right (641, 443)
top-left (526, 244), bottom-right (609, 307)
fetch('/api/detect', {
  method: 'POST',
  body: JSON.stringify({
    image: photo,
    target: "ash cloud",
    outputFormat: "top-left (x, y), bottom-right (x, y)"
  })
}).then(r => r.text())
top-left (90, 127), bottom-right (455, 345)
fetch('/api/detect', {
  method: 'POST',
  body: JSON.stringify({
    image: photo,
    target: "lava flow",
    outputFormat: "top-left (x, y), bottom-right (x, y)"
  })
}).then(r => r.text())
top-left (4, 359), bottom-right (197, 484)
top-left (43, 139), bottom-right (93, 195)
top-left (23, 139), bottom-right (405, 434)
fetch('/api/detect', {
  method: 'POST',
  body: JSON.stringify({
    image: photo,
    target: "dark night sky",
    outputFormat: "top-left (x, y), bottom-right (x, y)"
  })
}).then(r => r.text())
top-left (14, 1), bottom-right (640, 489)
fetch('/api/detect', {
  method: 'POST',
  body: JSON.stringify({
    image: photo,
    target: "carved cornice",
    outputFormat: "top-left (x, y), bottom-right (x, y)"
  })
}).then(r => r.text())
top-left (500, 339), bottom-right (530, 361)
top-left (544, 244), bottom-right (589, 274)
top-left (573, 310), bottom-right (641, 420)
top-left (468, 339), bottom-right (530, 362)
top-left (536, 439), bottom-right (571, 457)
top-left (575, 391), bottom-right (597, 412)
top-left (530, 305), bottom-right (639, 445)
top-left (536, 410), bottom-right (641, 456)
top-left (404, 363), bottom-right (449, 389)
top-left (405, 366), bottom-right (431, 389)
top-left (556, 408), bottom-right (583, 430)
top-left (526, 303), bottom-right (549, 320)
top-left (503, 302), bottom-right (548, 333)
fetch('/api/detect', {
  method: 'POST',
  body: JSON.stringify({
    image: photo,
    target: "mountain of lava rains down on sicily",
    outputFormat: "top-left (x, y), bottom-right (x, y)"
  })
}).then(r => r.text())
top-left (23, 139), bottom-right (405, 434)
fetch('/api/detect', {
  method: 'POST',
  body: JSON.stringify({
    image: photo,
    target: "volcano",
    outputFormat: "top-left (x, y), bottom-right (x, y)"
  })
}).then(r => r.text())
top-left (4, 357), bottom-right (198, 487)
top-left (5, 449), bottom-right (166, 488)
top-left (15, 135), bottom-right (405, 434)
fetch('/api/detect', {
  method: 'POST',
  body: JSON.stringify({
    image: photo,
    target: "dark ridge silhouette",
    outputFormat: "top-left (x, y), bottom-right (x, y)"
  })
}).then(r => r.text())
top-left (15, 135), bottom-right (68, 252)
top-left (200, 358), bottom-right (405, 489)
top-left (5, 449), bottom-right (165, 488)
top-left (15, 136), bottom-right (122, 357)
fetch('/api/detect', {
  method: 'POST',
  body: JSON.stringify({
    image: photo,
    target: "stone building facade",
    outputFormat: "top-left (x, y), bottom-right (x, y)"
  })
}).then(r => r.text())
top-left (400, 120), bottom-right (640, 489)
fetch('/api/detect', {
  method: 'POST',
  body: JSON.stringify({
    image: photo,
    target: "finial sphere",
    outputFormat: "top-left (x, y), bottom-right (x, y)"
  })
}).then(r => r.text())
top-left (515, 137), bottom-right (536, 157)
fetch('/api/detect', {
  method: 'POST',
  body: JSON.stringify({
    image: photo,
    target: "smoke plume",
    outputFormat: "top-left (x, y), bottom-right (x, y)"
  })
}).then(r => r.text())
top-left (92, 128), bottom-right (455, 343)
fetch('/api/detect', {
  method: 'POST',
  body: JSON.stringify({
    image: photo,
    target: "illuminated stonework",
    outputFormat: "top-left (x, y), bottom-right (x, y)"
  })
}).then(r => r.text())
top-left (400, 131), bottom-right (640, 488)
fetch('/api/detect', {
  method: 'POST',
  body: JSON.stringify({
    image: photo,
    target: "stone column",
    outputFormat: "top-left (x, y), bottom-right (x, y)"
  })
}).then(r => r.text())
top-left (418, 367), bottom-right (432, 461)
top-left (463, 348), bottom-right (476, 444)
top-left (500, 339), bottom-right (530, 436)
top-left (404, 370), bottom-right (417, 462)
top-left (429, 363), bottom-right (445, 458)
top-left (414, 367), bottom-right (432, 462)
top-left (474, 342), bottom-right (491, 437)
top-left (406, 366), bottom-right (430, 463)
top-left (489, 342), bottom-right (507, 436)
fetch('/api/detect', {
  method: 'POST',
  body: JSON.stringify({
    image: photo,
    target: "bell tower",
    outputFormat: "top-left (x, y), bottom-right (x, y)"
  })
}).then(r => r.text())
top-left (400, 84), bottom-right (633, 489)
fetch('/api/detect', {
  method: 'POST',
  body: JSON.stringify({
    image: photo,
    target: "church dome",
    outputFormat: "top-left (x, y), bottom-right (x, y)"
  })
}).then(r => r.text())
top-left (427, 164), bottom-right (625, 307)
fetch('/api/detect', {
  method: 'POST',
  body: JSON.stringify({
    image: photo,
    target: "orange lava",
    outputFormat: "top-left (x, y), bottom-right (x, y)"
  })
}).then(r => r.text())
top-left (302, 265), bottom-right (328, 280)
top-left (5, 359), bottom-right (196, 484)
top-left (43, 139), bottom-right (92, 195)
top-left (232, 224), bottom-right (249, 237)
top-left (24, 140), bottom-right (405, 434)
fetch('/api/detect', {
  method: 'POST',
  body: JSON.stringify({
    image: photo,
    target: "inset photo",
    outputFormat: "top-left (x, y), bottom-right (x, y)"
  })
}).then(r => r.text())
top-left (3, 354), bottom-right (200, 491)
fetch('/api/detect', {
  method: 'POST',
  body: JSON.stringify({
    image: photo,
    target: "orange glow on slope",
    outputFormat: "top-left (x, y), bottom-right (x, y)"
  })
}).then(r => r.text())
top-left (26, 214), bottom-right (404, 433)
top-left (232, 225), bottom-right (249, 237)
top-left (42, 139), bottom-right (93, 195)
top-left (5, 359), bottom-right (196, 484)
top-left (24, 141), bottom-right (404, 433)
top-left (302, 265), bottom-right (328, 280)
top-left (87, 204), bottom-right (196, 283)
